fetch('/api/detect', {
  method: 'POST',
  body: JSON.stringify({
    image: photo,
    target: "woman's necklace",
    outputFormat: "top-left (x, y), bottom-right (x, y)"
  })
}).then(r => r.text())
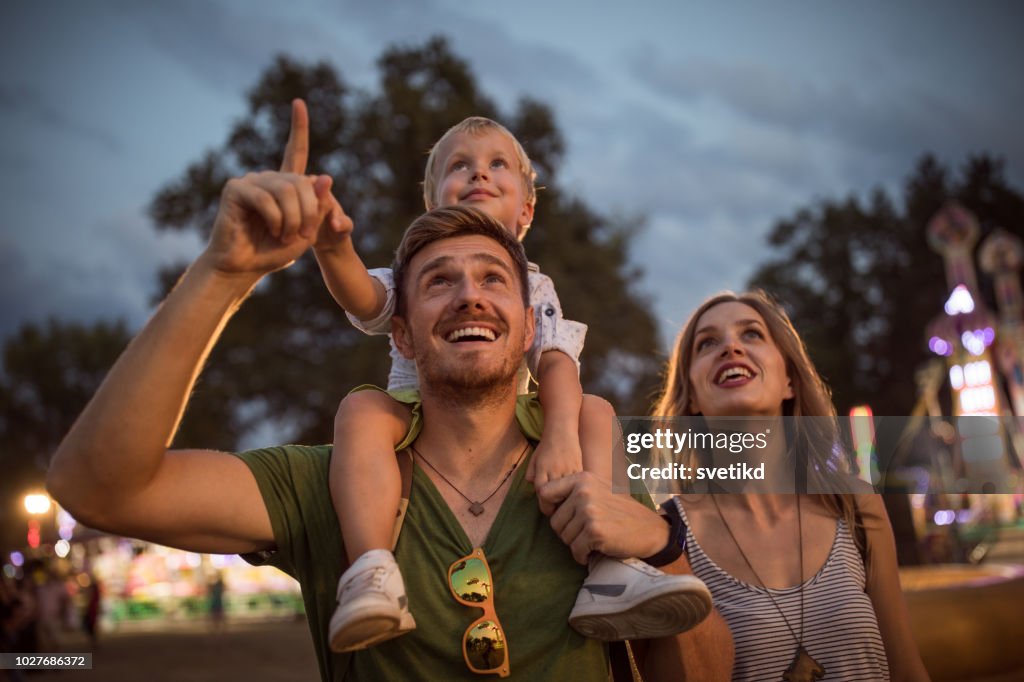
top-left (411, 441), bottom-right (531, 516)
top-left (711, 495), bottom-right (826, 682)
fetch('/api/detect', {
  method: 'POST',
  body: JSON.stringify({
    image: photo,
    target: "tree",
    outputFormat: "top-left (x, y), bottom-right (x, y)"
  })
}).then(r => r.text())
top-left (749, 155), bottom-right (1024, 414)
top-left (0, 319), bottom-right (131, 549)
top-left (150, 37), bottom-right (662, 448)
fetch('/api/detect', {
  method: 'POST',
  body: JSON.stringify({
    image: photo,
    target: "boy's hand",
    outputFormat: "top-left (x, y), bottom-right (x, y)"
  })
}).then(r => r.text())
top-left (312, 192), bottom-right (355, 254)
top-left (281, 94), bottom-right (350, 257)
top-left (527, 427), bottom-right (583, 515)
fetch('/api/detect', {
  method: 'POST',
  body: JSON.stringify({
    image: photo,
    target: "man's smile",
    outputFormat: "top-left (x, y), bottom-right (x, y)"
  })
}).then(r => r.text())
top-left (445, 326), bottom-right (499, 342)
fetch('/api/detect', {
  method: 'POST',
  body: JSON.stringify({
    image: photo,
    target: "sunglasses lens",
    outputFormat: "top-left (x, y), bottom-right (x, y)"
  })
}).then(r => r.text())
top-left (465, 620), bottom-right (507, 672)
top-left (450, 557), bottom-right (490, 603)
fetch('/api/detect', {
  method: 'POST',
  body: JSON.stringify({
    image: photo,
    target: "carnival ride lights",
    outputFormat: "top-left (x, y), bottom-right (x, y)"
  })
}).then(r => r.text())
top-left (981, 229), bottom-right (1024, 422)
top-left (849, 405), bottom-right (879, 484)
top-left (928, 337), bottom-right (953, 356)
top-left (922, 201), bottom-right (1021, 522)
top-left (949, 361), bottom-right (998, 415)
top-left (926, 204), bottom-right (1002, 423)
top-left (57, 509), bottom-right (76, 542)
top-left (945, 284), bottom-right (976, 315)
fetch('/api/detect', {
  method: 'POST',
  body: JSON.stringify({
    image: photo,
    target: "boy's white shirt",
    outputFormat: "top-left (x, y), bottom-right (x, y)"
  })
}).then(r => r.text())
top-left (349, 264), bottom-right (588, 392)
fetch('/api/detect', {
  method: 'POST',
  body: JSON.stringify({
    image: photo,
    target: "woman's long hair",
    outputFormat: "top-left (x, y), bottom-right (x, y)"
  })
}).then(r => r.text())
top-left (653, 290), bottom-right (860, 538)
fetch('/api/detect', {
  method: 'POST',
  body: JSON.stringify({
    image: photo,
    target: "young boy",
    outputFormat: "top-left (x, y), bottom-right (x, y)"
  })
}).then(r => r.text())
top-left (313, 117), bottom-right (711, 652)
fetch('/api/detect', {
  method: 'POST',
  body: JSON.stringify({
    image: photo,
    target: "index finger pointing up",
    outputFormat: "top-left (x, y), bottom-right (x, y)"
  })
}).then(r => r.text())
top-left (280, 98), bottom-right (309, 174)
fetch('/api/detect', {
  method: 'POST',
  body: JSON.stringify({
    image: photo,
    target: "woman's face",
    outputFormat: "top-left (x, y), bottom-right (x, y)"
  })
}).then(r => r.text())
top-left (687, 302), bottom-right (794, 417)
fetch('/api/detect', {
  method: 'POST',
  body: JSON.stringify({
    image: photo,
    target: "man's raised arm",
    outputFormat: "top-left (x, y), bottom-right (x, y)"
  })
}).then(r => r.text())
top-left (47, 100), bottom-right (334, 554)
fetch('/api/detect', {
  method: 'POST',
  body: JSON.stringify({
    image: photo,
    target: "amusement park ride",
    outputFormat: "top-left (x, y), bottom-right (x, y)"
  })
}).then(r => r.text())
top-left (850, 202), bottom-right (1024, 560)
top-left (875, 203), bottom-right (1024, 681)
top-left (918, 203), bottom-right (1022, 535)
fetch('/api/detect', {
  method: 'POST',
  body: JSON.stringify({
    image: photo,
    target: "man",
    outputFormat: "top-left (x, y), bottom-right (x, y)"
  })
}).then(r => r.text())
top-left (47, 100), bottom-right (732, 680)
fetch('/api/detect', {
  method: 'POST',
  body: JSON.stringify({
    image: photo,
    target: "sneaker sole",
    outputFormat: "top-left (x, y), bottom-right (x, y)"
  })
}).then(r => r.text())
top-left (330, 614), bottom-right (400, 652)
top-left (329, 609), bottom-right (417, 653)
top-left (569, 583), bottom-right (713, 641)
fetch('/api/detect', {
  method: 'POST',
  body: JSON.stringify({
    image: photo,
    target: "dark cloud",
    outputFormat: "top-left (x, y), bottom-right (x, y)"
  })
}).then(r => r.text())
top-left (554, 103), bottom-right (788, 342)
top-left (625, 49), bottom-right (1024, 187)
top-left (0, 83), bottom-right (121, 154)
top-left (637, 210), bottom-right (767, 338)
top-left (0, 210), bottom-right (202, 341)
top-left (112, 0), bottom-right (364, 94)
top-left (570, 103), bottom-right (822, 229)
top-left (105, 0), bottom-right (602, 123)
top-left (4, 0), bottom-right (1022, 354)
top-left (321, 0), bottom-right (602, 110)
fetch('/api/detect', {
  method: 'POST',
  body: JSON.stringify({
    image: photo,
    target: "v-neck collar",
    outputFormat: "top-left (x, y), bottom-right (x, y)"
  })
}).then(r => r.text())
top-left (411, 445), bottom-right (535, 554)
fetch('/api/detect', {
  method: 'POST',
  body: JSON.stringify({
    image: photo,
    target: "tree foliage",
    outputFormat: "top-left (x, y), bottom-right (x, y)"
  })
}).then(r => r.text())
top-left (749, 155), bottom-right (1024, 414)
top-left (150, 37), bottom-right (661, 447)
top-left (0, 319), bottom-right (131, 549)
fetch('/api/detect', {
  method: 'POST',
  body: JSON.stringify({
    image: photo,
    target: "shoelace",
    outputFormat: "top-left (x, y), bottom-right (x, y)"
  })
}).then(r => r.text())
top-left (339, 565), bottom-right (388, 599)
top-left (621, 557), bottom-right (664, 578)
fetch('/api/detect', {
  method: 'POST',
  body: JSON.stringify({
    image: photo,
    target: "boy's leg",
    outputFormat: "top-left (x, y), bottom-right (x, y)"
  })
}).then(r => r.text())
top-left (578, 394), bottom-right (614, 483)
top-left (331, 389), bottom-right (410, 563)
top-left (572, 395), bottom-right (712, 640)
top-left (328, 389), bottom-right (414, 652)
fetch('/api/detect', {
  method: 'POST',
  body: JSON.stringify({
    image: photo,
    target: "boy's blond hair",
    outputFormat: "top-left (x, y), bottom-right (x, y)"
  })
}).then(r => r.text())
top-left (422, 117), bottom-right (538, 217)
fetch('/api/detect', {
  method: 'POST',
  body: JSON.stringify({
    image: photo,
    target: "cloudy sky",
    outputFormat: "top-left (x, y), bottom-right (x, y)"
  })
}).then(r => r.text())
top-left (2, 0), bottom-right (1022, 350)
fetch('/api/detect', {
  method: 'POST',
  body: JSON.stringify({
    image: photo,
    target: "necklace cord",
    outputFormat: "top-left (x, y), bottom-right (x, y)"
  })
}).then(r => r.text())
top-left (712, 494), bottom-right (805, 644)
top-left (411, 441), bottom-right (531, 509)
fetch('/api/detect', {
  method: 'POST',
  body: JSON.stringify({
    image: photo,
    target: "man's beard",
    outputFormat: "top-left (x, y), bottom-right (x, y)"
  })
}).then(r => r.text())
top-left (415, 330), bottom-right (525, 408)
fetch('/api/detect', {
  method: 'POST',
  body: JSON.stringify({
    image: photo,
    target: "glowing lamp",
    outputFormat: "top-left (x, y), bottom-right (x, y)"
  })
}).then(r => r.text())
top-left (960, 386), bottom-right (996, 413)
top-left (24, 493), bottom-right (52, 515)
top-left (945, 284), bottom-right (975, 315)
top-left (929, 337), bottom-right (953, 356)
top-left (961, 330), bottom-right (987, 356)
top-left (963, 361), bottom-right (992, 387)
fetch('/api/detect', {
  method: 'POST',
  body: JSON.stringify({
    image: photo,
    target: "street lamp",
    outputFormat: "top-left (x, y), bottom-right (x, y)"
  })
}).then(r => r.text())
top-left (24, 491), bottom-right (53, 549)
top-left (24, 493), bottom-right (52, 515)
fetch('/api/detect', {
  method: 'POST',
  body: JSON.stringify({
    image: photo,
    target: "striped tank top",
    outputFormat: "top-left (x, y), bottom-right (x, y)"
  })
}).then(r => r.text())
top-left (679, 502), bottom-right (889, 681)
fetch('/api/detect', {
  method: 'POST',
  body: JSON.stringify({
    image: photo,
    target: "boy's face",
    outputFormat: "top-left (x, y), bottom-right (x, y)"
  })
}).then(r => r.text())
top-left (434, 129), bottom-right (535, 239)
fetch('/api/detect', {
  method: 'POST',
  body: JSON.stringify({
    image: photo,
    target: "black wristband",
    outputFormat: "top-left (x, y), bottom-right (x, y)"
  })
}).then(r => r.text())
top-left (641, 498), bottom-right (687, 567)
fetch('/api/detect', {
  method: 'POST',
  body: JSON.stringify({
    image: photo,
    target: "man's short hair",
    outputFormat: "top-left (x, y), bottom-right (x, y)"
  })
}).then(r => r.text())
top-left (422, 117), bottom-right (537, 211)
top-left (393, 205), bottom-right (530, 316)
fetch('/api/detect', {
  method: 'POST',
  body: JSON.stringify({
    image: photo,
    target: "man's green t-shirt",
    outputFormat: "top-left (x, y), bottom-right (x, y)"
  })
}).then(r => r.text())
top-left (235, 394), bottom-right (609, 681)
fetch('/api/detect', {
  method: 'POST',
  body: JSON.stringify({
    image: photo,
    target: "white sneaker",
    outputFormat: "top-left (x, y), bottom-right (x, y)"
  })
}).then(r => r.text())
top-left (328, 549), bottom-right (416, 652)
top-left (569, 556), bottom-right (712, 641)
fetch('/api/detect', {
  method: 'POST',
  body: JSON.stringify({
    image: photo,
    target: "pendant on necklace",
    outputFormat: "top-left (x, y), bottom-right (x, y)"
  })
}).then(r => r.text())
top-left (468, 502), bottom-right (485, 516)
top-left (782, 645), bottom-right (825, 681)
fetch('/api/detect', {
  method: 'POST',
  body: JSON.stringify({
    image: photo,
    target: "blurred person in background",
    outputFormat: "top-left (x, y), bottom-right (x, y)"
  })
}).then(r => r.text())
top-left (80, 575), bottom-right (101, 649)
top-left (208, 571), bottom-right (226, 633)
top-left (35, 567), bottom-right (70, 652)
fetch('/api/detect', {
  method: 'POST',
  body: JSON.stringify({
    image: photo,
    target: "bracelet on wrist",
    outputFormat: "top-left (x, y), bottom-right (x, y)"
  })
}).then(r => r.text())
top-left (641, 498), bottom-right (687, 567)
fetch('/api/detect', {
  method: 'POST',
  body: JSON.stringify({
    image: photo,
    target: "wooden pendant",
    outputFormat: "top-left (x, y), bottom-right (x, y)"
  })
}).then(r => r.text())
top-left (782, 646), bottom-right (825, 682)
top-left (468, 502), bottom-right (485, 516)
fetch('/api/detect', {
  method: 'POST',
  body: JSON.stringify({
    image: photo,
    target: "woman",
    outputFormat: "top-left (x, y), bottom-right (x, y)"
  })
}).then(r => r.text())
top-left (653, 290), bottom-right (929, 681)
